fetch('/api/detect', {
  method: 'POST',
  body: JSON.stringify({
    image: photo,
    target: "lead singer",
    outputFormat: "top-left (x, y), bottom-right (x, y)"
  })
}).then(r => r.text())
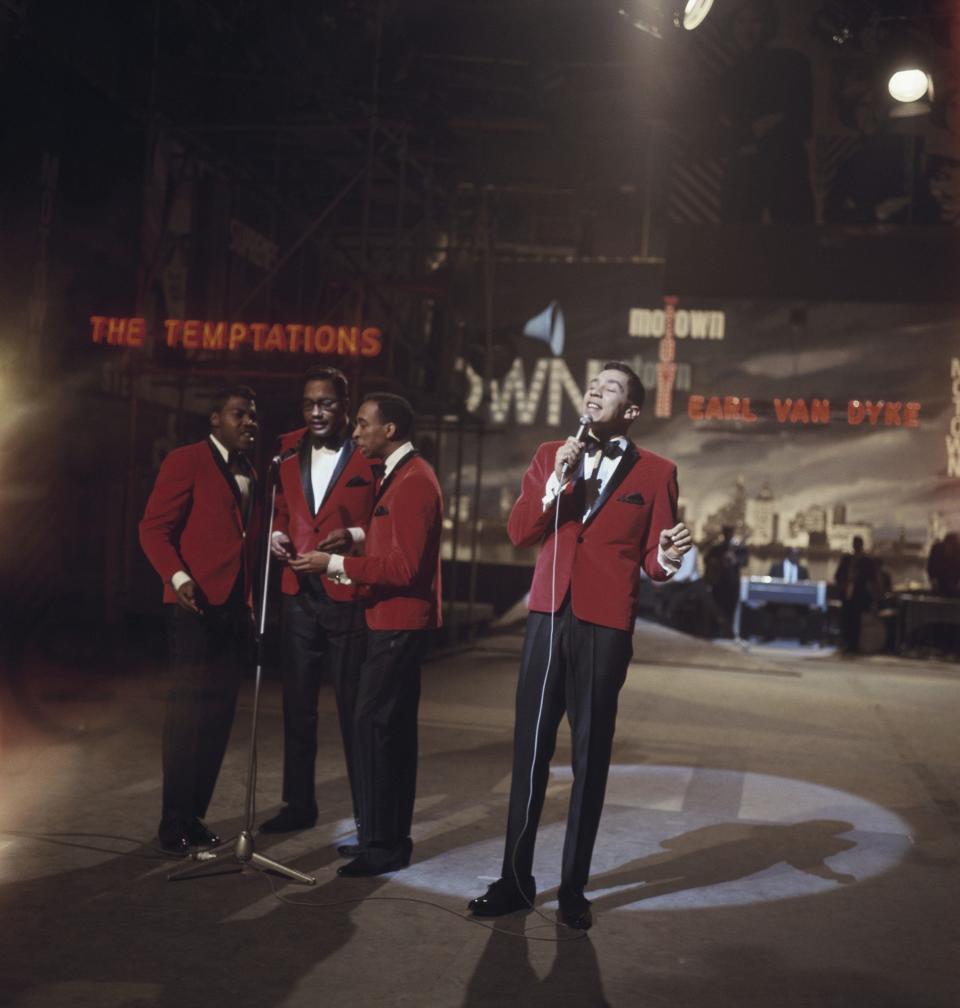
top-left (468, 362), bottom-right (691, 929)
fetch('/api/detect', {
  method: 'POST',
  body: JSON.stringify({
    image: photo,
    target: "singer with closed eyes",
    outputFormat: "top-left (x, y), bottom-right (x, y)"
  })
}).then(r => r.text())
top-left (259, 366), bottom-right (377, 837)
top-left (468, 361), bottom-right (691, 930)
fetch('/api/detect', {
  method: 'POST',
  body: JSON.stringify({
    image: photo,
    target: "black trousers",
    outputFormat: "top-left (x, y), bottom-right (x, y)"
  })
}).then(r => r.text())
top-left (353, 628), bottom-right (428, 849)
top-left (840, 599), bottom-right (865, 653)
top-left (161, 596), bottom-right (249, 828)
top-left (501, 602), bottom-right (632, 892)
top-left (279, 583), bottom-right (366, 817)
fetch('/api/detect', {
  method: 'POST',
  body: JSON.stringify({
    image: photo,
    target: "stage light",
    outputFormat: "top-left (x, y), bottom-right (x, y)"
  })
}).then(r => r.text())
top-left (679, 0), bottom-right (713, 31)
top-left (888, 67), bottom-right (932, 104)
top-left (617, 0), bottom-right (713, 39)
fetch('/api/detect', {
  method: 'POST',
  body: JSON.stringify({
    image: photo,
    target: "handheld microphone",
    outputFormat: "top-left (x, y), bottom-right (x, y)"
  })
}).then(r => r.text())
top-left (558, 414), bottom-right (591, 482)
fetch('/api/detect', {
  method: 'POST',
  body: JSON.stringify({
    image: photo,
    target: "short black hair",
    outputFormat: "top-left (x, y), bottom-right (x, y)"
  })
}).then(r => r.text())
top-left (212, 384), bottom-right (256, 413)
top-left (363, 392), bottom-right (414, 441)
top-left (601, 361), bottom-right (645, 410)
top-left (303, 365), bottom-right (348, 400)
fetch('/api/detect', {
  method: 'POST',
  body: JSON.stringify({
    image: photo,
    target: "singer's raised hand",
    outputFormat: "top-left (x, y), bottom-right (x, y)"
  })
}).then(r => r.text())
top-left (554, 437), bottom-right (585, 481)
top-left (659, 522), bottom-right (693, 561)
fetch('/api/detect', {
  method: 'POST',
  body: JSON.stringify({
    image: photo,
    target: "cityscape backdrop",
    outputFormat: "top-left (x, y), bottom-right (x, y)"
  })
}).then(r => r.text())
top-left (439, 262), bottom-right (958, 589)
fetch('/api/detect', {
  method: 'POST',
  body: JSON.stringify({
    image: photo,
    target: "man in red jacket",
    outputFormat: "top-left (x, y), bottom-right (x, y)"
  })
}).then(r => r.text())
top-left (295, 392), bottom-right (442, 876)
top-left (468, 362), bottom-right (691, 929)
top-left (260, 366), bottom-right (376, 835)
top-left (139, 385), bottom-right (260, 855)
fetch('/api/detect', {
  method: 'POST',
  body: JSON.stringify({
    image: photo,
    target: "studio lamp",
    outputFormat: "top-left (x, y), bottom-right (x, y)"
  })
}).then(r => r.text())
top-left (618, 0), bottom-right (713, 39)
top-left (888, 67), bottom-right (932, 104)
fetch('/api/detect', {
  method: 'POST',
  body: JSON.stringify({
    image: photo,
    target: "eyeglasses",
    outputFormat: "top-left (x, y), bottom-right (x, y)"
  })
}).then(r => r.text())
top-left (301, 397), bottom-right (343, 412)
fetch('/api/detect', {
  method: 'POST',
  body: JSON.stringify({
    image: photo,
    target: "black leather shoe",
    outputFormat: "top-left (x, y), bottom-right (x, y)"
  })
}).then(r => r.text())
top-left (467, 876), bottom-right (536, 917)
top-left (259, 805), bottom-right (318, 833)
top-left (558, 887), bottom-right (592, 931)
top-left (337, 842), bottom-right (364, 857)
top-left (336, 838), bottom-right (412, 877)
top-left (188, 819), bottom-right (221, 848)
top-left (158, 821), bottom-right (191, 856)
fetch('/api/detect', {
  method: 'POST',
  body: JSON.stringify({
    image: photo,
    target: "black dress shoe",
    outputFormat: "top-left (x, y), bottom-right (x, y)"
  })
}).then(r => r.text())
top-left (467, 876), bottom-right (536, 917)
top-left (158, 821), bottom-right (192, 856)
top-left (188, 819), bottom-right (221, 848)
top-left (259, 805), bottom-right (318, 833)
top-left (336, 838), bottom-right (412, 877)
top-left (337, 842), bottom-right (364, 857)
top-left (558, 887), bottom-right (592, 931)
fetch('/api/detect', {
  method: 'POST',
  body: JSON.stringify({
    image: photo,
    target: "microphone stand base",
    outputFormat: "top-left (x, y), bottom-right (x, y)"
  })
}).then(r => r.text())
top-left (167, 829), bottom-right (316, 885)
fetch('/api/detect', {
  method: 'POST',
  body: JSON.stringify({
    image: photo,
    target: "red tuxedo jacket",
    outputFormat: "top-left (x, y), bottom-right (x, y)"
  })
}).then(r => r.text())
top-left (273, 427), bottom-right (377, 600)
top-left (342, 452), bottom-right (443, 631)
top-left (508, 440), bottom-right (678, 632)
top-left (139, 438), bottom-right (260, 606)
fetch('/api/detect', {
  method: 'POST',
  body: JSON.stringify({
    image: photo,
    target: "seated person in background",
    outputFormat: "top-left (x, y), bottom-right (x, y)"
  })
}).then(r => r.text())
top-left (764, 548), bottom-right (812, 642)
top-left (769, 547), bottom-right (808, 582)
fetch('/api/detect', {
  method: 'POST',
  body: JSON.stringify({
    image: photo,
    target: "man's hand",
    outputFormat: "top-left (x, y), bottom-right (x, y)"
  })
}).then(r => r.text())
top-left (660, 523), bottom-right (693, 562)
top-left (317, 528), bottom-right (353, 554)
top-left (174, 579), bottom-right (202, 614)
top-left (271, 531), bottom-right (295, 561)
top-left (554, 437), bottom-right (585, 481)
top-left (289, 551), bottom-right (331, 575)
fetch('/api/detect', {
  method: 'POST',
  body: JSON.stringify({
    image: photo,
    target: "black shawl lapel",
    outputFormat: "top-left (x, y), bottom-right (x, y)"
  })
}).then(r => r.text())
top-left (374, 449), bottom-right (419, 505)
top-left (581, 441), bottom-right (638, 531)
top-left (207, 438), bottom-right (243, 512)
top-left (299, 437), bottom-right (316, 515)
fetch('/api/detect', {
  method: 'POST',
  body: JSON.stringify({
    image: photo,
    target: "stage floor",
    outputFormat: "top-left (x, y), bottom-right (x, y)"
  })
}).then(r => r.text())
top-left (1, 619), bottom-right (958, 1007)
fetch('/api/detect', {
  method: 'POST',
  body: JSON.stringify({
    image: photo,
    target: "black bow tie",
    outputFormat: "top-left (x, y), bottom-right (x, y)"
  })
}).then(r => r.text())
top-left (228, 450), bottom-right (248, 470)
top-left (371, 463), bottom-right (386, 480)
top-left (312, 435), bottom-right (345, 452)
top-left (586, 439), bottom-right (623, 460)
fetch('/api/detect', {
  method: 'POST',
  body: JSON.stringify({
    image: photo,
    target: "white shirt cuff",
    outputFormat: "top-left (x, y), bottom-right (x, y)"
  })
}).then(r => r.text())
top-left (171, 570), bottom-right (191, 591)
top-left (326, 553), bottom-right (352, 585)
top-left (542, 472), bottom-right (568, 510)
top-left (347, 527), bottom-right (365, 546)
top-left (658, 546), bottom-right (681, 577)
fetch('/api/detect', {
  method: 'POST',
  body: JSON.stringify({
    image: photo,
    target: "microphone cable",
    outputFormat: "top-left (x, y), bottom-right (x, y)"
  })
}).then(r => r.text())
top-left (508, 430), bottom-right (590, 934)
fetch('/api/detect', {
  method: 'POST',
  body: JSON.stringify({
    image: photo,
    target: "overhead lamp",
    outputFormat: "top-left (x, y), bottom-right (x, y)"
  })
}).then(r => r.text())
top-left (883, 42), bottom-right (935, 119)
top-left (679, 0), bottom-right (713, 32)
top-left (617, 0), bottom-right (713, 40)
top-left (887, 67), bottom-right (932, 105)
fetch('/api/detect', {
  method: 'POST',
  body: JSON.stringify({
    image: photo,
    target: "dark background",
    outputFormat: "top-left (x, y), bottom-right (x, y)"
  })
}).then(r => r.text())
top-left (0, 0), bottom-right (957, 676)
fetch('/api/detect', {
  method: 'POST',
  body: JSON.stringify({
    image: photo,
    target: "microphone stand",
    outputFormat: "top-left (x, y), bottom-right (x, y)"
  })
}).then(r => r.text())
top-left (169, 457), bottom-right (315, 884)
